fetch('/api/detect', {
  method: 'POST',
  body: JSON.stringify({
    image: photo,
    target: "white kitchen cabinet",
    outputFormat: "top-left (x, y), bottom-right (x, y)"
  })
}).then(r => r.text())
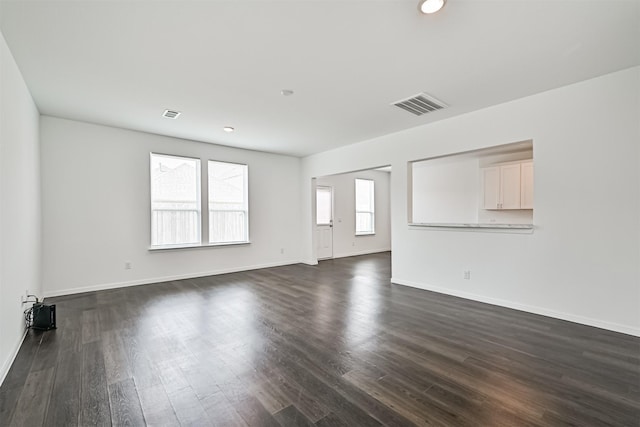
top-left (520, 161), bottom-right (534, 209)
top-left (500, 163), bottom-right (522, 209)
top-left (482, 167), bottom-right (501, 209)
top-left (483, 160), bottom-right (532, 210)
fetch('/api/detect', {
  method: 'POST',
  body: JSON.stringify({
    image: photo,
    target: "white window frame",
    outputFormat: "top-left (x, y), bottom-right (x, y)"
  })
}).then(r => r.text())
top-left (355, 178), bottom-right (375, 236)
top-left (208, 160), bottom-right (249, 245)
top-left (149, 154), bottom-right (250, 250)
top-left (149, 153), bottom-right (202, 248)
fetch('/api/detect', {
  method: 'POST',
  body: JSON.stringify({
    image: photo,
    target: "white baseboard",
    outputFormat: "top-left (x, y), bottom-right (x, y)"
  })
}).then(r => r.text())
top-left (332, 248), bottom-right (391, 259)
top-left (305, 249), bottom-right (390, 264)
top-left (0, 328), bottom-right (27, 387)
top-left (391, 277), bottom-right (640, 337)
top-left (44, 260), bottom-right (302, 298)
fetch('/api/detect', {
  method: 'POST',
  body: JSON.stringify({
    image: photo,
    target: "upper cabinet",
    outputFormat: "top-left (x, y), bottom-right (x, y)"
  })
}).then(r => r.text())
top-left (482, 160), bottom-right (533, 210)
top-left (482, 166), bottom-right (501, 210)
top-left (520, 161), bottom-right (534, 209)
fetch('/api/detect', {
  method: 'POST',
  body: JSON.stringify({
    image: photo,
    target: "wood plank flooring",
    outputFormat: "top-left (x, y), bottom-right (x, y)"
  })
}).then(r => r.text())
top-left (1, 252), bottom-right (638, 426)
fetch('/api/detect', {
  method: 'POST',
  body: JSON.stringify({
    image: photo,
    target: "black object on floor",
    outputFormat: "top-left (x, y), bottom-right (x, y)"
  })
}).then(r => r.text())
top-left (29, 303), bottom-right (56, 330)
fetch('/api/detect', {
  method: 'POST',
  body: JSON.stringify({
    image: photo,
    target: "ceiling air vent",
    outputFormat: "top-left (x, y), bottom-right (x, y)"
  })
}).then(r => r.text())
top-left (392, 93), bottom-right (447, 116)
top-left (162, 109), bottom-right (181, 119)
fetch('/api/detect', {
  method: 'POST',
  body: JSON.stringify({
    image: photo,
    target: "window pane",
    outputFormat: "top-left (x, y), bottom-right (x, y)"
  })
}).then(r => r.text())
top-left (355, 178), bottom-right (375, 234)
top-left (356, 212), bottom-right (373, 233)
top-left (316, 187), bottom-right (332, 225)
top-left (209, 161), bottom-right (248, 243)
top-left (355, 179), bottom-right (374, 211)
top-left (150, 154), bottom-right (201, 246)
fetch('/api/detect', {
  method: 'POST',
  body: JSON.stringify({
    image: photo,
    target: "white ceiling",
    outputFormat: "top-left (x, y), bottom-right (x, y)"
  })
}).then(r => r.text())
top-left (1, 1), bottom-right (638, 157)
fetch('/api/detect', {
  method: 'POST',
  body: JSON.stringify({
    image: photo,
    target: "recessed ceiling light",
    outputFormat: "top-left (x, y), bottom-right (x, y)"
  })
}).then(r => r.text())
top-left (418, 0), bottom-right (446, 14)
top-left (281, 89), bottom-right (294, 96)
top-left (223, 126), bottom-right (235, 133)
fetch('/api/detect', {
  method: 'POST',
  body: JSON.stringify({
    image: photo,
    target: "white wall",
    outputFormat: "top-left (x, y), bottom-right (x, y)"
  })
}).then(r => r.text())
top-left (301, 67), bottom-right (640, 336)
top-left (40, 117), bottom-right (302, 296)
top-left (0, 31), bottom-right (41, 384)
top-left (411, 158), bottom-right (480, 224)
top-left (317, 169), bottom-right (390, 258)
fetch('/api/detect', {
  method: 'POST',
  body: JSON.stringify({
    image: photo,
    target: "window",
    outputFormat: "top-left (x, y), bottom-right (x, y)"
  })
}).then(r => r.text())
top-left (355, 178), bottom-right (375, 235)
top-left (150, 153), bottom-right (201, 246)
top-left (209, 161), bottom-right (249, 244)
top-left (316, 186), bottom-right (332, 225)
top-left (150, 155), bottom-right (249, 249)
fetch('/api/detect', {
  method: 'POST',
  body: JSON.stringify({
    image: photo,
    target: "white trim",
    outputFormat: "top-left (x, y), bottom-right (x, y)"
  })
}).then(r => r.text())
top-left (148, 241), bottom-right (250, 251)
top-left (332, 248), bottom-right (391, 259)
top-left (409, 224), bottom-right (534, 234)
top-left (43, 260), bottom-right (301, 298)
top-left (409, 222), bottom-right (533, 230)
top-left (0, 328), bottom-right (27, 387)
top-left (390, 277), bottom-right (640, 337)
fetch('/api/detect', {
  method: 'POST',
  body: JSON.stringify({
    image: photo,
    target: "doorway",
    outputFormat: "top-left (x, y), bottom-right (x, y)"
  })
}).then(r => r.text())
top-left (313, 166), bottom-right (392, 263)
top-left (316, 186), bottom-right (333, 259)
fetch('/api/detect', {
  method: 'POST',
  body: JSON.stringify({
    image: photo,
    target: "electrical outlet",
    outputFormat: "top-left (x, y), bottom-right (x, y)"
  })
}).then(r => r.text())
top-left (125, 262), bottom-right (132, 270)
top-left (280, 248), bottom-right (284, 254)
top-left (464, 270), bottom-right (471, 280)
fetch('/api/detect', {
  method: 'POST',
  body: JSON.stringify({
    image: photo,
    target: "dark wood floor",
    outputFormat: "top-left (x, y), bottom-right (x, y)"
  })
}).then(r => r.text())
top-left (1, 253), bottom-right (638, 426)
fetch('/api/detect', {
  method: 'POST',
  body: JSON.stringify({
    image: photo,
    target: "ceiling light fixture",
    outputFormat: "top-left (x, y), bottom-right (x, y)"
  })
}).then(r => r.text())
top-left (418, 0), bottom-right (446, 14)
top-left (223, 126), bottom-right (235, 133)
top-left (281, 89), bottom-right (294, 96)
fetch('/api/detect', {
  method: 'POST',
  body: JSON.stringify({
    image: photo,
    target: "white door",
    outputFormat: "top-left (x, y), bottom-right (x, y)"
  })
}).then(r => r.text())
top-left (316, 186), bottom-right (333, 259)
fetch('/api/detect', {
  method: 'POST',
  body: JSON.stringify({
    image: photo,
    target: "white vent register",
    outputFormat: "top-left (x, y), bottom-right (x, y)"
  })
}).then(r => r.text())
top-left (392, 92), bottom-right (446, 116)
top-left (162, 109), bottom-right (181, 119)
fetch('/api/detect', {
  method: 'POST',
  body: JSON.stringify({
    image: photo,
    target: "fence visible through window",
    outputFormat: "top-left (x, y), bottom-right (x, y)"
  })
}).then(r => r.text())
top-left (209, 209), bottom-right (247, 243)
top-left (150, 153), bottom-right (201, 247)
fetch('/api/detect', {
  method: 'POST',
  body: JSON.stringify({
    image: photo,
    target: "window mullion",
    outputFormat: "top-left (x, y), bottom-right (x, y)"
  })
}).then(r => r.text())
top-left (200, 158), bottom-right (208, 245)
